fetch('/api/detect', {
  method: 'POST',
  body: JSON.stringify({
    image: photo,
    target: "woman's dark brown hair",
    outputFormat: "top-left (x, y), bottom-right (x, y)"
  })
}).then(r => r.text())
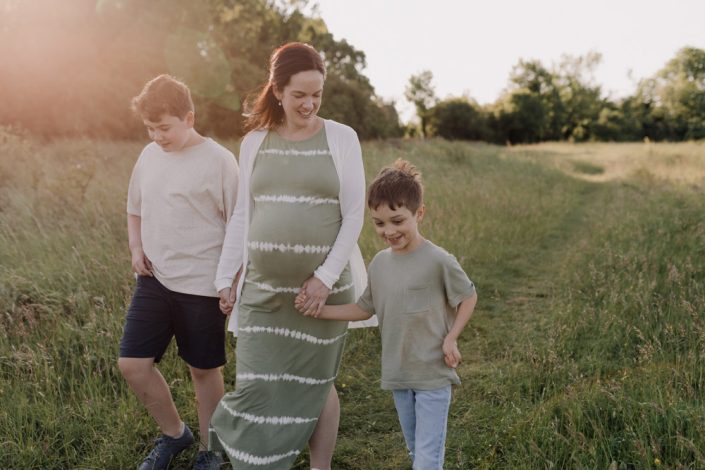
top-left (243, 42), bottom-right (326, 132)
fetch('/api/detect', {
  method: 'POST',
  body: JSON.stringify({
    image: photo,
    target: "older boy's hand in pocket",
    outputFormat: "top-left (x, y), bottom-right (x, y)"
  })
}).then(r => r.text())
top-left (131, 247), bottom-right (153, 276)
top-left (442, 336), bottom-right (462, 368)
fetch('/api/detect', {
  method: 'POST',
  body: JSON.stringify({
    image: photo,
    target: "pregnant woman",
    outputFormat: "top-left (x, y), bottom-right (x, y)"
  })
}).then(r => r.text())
top-left (209, 42), bottom-right (372, 469)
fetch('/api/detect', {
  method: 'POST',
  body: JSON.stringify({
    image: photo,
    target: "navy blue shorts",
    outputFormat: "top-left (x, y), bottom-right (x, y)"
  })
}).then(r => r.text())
top-left (119, 275), bottom-right (226, 369)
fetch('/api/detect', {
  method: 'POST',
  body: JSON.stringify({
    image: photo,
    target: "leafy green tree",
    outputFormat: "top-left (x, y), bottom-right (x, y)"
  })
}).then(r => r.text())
top-left (405, 70), bottom-right (438, 137)
top-left (509, 59), bottom-right (564, 140)
top-left (491, 53), bottom-right (606, 143)
top-left (636, 46), bottom-right (705, 140)
top-left (490, 60), bottom-right (561, 143)
top-left (0, 0), bottom-right (400, 139)
top-left (427, 97), bottom-right (488, 141)
top-left (554, 52), bottom-right (604, 141)
top-left (592, 96), bottom-right (649, 142)
top-left (491, 91), bottom-right (550, 143)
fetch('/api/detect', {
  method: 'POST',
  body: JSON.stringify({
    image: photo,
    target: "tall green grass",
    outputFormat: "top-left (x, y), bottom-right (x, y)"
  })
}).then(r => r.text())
top-left (1, 128), bottom-right (704, 468)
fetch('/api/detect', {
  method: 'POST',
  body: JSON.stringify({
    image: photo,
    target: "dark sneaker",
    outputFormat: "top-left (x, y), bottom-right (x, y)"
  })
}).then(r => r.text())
top-left (193, 451), bottom-right (224, 470)
top-left (138, 424), bottom-right (195, 470)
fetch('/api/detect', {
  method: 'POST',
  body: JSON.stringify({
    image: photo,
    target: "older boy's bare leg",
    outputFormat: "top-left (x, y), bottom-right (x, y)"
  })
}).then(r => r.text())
top-left (309, 386), bottom-right (340, 470)
top-left (189, 366), bottom-right (225, 451)
top-left (118, 357), bottom-right (182, 437)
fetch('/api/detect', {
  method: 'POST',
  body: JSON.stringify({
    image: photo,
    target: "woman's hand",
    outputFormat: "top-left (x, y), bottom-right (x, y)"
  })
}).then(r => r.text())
top-left (298, 276), bottom-right (331, 318)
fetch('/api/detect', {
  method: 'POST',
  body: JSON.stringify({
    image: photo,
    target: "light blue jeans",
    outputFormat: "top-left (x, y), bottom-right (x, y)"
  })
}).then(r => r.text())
top-left (392, 385), bottom-right (452, 470)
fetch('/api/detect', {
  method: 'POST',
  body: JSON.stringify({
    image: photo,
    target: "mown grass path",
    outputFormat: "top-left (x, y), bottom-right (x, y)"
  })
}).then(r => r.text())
top-left (465, 191), bottom-right (601, 468)
top-left (446, 143), bottom-right (705, 469)
top-left (448, 170), bottom-right (605, 469)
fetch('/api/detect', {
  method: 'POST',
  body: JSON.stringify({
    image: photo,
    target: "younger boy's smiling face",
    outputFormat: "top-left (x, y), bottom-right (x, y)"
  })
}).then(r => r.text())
top-left (143, 112), bottom-right (194, 152)
top-left (370, 204), bottom-right (425, 254)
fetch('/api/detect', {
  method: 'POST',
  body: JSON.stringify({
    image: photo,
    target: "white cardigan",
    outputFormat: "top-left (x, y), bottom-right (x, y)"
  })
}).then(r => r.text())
top-left (215, 119), bottom-right (378, 334)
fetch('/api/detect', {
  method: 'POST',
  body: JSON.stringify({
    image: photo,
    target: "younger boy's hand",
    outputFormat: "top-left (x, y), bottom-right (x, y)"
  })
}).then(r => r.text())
top-left (131, 247), bottom-right (153, 276)
top-left (294, 291), bottom-right (307, 312)
top-left (294, 291), bottom-right (320, 317)
top-left (298, 276), bottom-right (330, 318)
top-left (442, 336), bottom-right (461, 368)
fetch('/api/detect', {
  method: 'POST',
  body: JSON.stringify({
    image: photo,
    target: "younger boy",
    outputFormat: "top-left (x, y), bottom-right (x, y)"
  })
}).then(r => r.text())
top-left (296, 159), bottom-right (477, 470)
top-left (118, 74), bottom-right (238, 470)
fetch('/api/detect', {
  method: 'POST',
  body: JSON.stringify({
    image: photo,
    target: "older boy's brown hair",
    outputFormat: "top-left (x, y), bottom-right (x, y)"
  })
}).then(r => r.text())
top-left (131, 74), bottom-right (194, 121)
top-left (367, 159), bottom-right (424, 213)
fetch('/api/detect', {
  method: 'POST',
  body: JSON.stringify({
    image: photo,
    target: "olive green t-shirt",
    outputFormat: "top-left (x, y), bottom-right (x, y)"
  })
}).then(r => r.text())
top-left (357, 240), bottom-right (475, 390)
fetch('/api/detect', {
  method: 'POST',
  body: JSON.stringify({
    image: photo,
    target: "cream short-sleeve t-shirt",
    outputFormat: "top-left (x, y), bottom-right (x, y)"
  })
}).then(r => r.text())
top-left (127, 138), bottom-right (238, 297)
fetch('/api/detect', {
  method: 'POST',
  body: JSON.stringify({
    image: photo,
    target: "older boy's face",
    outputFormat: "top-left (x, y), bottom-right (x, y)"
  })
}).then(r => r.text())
top-left (143, 113), bottom-right (193, 152)
top-left (370, 204), bottom-right (425, 254)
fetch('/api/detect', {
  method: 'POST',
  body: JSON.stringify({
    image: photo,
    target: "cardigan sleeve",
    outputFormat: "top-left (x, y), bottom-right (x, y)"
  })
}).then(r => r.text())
top-left (214, 135), bottom-right (254, 292)
top-left (221, 150), bottom-right (240, 226)
top-left (314, 125), bottom-right (366, 288)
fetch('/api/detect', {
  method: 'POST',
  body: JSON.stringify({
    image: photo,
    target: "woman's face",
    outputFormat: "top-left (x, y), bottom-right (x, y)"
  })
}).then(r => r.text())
top-left (275, 69), bottom-right (324, 129)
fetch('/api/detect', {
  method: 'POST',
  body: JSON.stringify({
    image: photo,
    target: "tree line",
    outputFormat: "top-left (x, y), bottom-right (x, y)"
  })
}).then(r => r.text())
top-left (2, 0), bottom-right (702, 143)
top-left (406, 48), bottom-right (705, 143)
top-left (0, 0), bottom-right (402, 140)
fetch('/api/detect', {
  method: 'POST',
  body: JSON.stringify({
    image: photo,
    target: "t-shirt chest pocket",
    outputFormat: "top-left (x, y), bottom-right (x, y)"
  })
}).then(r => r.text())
top-left (403, 286), bottom-right (430, 313)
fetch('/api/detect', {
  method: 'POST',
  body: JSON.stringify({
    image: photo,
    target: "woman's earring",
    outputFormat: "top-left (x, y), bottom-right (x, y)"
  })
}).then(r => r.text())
top-left (278, 101), bottom-right (282, 107)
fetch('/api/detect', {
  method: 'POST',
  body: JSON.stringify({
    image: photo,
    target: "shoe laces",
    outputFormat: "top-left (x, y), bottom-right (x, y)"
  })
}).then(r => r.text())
top-left (144, 436), bottom-right (168, 461)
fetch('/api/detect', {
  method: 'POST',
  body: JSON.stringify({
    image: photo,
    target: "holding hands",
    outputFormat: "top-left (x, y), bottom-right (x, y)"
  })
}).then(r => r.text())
top-left (218, 269), bottom-right (242, 315)
top-left (218, 287), bottom-right (237, 315)
top-left (295, 276), bottom-right (330, 317)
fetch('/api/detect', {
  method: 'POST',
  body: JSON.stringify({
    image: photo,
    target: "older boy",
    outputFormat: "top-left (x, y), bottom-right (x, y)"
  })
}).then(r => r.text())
top-left (118, 75), bottom-right (238, 470)
top-left (297, 159), bottom-right (477, 470)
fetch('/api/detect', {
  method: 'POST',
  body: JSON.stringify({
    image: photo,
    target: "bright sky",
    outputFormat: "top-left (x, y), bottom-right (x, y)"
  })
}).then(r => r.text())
top-left (314, 0), bottom-right (705, 120)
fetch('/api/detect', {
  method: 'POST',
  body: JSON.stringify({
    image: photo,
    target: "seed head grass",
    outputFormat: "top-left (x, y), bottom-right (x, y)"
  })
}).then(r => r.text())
top-left (2, 129), bottom-right (704, 468)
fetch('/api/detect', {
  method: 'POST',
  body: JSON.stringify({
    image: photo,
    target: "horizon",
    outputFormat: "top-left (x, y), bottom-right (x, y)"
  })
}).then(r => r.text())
top-left (314, 0), bottom-right (705, 120)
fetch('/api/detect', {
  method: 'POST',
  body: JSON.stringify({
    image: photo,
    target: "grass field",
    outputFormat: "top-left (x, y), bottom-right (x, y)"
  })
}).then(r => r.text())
top-left (1, 127), bottom-right (704, 469)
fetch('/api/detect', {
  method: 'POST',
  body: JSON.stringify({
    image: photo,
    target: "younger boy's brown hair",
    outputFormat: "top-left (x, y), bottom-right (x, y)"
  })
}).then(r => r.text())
top-left (367, 158), bottom-right (424, 213)
top-left (131, 74), bottom-right (194, 121)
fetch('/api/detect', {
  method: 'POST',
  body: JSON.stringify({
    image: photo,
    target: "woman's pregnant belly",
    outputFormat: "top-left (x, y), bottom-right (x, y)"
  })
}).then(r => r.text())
top-left (247, 202), bottom-right (342, 284)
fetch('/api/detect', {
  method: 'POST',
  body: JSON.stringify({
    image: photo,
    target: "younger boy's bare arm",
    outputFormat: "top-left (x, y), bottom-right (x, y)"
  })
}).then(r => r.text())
top-left (320, 304), bottom-right (372, 321)
top-left (127, 214), bottom-right (153, 276)
top-left (443, 291), bottom-right (478, 368)
top-left (294, 292), bottom-right (372, 321)
top-left (447, 291), bottom-right (477, 341)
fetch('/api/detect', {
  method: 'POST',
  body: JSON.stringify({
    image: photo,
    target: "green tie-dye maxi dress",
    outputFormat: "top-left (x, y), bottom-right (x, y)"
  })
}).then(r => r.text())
top-left (210, 128), bottom-right (353, 469)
